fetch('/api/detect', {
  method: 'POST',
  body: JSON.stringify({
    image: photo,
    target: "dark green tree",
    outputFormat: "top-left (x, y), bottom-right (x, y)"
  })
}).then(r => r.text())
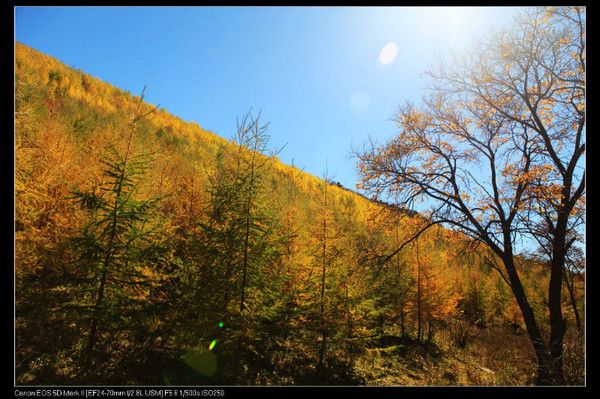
top-left (68, 90), bottom-right (170, 380)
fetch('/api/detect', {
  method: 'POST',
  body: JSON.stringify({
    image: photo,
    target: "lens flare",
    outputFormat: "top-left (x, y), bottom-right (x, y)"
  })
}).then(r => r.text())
top-left (208, 339), bottom-right (218, 351)
top-left (379, 42), bottom-right (398, 65)
top-left (180, 346), bottom-right (218, 378)
top-left (218, 322), bottom-right (224, 328)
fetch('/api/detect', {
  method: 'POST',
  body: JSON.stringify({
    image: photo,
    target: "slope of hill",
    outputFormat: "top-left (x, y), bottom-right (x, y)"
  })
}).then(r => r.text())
top-left (15, 42), bottom-right (580, 386)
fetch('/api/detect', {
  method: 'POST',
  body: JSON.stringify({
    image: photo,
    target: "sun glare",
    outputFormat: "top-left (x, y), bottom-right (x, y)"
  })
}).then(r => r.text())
top-left (421, 7), bottom-right (484, 45)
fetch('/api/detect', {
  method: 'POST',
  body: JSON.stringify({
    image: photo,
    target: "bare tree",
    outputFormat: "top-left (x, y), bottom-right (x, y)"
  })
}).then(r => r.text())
top-left (355, 7), bottom-right (584, 384)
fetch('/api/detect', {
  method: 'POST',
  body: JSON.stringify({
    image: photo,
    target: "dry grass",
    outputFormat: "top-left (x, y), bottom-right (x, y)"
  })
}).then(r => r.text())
top-left (562, 329), bottom-right (585, 385)
top-left (355, 326), bottom-right (541, 386)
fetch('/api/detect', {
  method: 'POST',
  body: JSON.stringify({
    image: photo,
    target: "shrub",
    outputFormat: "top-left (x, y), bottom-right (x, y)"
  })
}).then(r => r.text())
top-left (448, 317), bottom-right (476, 349)
top-left (48, 70), bottom-right (62, 84)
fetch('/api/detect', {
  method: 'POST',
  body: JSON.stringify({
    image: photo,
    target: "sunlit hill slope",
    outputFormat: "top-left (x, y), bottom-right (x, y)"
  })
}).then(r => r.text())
top-left (14, 42), bottom-right (565, 385)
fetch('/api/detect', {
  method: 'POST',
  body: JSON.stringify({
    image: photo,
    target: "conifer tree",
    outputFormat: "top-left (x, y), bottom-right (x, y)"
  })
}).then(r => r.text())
top-left (68, 88), bottom-right (165, 377)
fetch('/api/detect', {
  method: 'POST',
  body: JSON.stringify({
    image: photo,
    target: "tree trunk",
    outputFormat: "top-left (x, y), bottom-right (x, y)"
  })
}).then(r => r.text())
top-left (564, 268), bottom-right (582, 333)
top-left (346, 284), bottom-right (353, 364)
top-left (416, 247), bottom-right (422, 343)
top-left (317, 197), bottom-right (327, 376)
top-left (317, 332), bottom-right (327, 377)
top-left (223, 258), bottom-right (232, 314)
top-left (240, 212), bottom-right (250, 313)
top-left (400, 303), bottom-right (405, 337)
top-left (395, 228), bottom-right (405, 338)
top-left (84, 167), bottom-right (126, 371)
top-left (239, 141), bottom-right (257, 313)
top-left (84, 261), bottom-right (108, 370)
top-left (427, 317), bottom-right (433, 343)
top-left (501, 253), bottom-right (564, 384)
top-left (546, 216), bottom-right (568, 384)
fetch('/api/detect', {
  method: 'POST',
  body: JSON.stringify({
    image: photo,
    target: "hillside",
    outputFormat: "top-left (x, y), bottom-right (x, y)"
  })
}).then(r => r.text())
top-left (14, 42), bottom-right (582, 385)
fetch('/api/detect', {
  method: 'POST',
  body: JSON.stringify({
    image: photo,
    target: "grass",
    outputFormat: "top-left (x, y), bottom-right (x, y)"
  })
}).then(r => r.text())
top-left (354, 326), bottom-right (541, 386)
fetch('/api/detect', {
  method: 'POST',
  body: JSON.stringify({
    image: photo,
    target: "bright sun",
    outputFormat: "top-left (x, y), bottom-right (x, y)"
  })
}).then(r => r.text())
top-left (422, 7), bottom-right (484, 44)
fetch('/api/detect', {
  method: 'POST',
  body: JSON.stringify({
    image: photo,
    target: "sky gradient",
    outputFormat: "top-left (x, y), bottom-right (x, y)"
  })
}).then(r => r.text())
top-left (15, 6), bottom-right (521, 190)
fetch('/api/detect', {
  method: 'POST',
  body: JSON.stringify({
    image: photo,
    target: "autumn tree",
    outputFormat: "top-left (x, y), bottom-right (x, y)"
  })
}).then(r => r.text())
top-left (314, 175), bottom-right (333, 377)
top-left (334, 195), bottom-right (373, 366)
top-left (16, 66), bottom-right (86, 384)
top-left (401, 234), bottom-right (459, 343)
top-left (67, 88), bottom-right (174, 380)
top-left (234, 112), bottom-right (276, 313)
top-left (355, 7), bottom-right (584, 384)
top-left (434, 6), bottom-right (585, 382)
top-left (358, 205), bottom-right (413, 339)
top-left (191, 110), bottom-right (292, 383)
top-left (420, 240), bottom-right (461, 343)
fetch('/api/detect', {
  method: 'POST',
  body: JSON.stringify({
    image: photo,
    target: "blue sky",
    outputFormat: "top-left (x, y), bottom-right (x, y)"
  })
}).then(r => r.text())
top-left (15, 6), bottom-right (520, 190)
